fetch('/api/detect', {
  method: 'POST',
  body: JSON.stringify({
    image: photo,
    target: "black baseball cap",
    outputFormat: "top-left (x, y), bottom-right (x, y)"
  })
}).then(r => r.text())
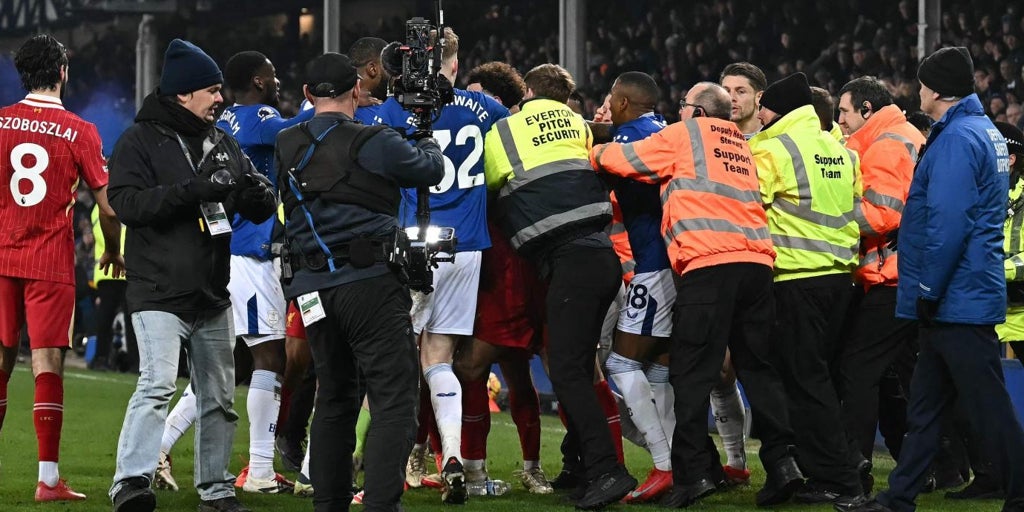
top-left (305, 52), bottom-right (361, 98)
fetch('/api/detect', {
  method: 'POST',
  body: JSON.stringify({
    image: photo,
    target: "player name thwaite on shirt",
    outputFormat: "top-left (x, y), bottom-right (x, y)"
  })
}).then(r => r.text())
top-left (0, 116), bottom-right (79, 142)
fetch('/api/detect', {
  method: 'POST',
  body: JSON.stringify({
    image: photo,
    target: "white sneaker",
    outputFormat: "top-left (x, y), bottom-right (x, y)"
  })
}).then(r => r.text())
top-left (517, 467), bottom-right (554, 494)
top-left (406, 447), bottom-right (427, 488)
top-left (154, 452), bottom-right (179, 491)
top-left (241, 469), bottom-right (295, 494)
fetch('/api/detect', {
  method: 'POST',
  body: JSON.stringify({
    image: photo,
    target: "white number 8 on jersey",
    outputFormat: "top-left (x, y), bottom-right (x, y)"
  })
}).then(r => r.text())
top-left (10, 142), bottom-right (49, 207)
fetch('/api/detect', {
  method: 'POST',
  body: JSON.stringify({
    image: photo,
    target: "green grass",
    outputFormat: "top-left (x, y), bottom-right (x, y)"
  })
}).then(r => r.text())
top-left (0, 363), bottom-right (1006, 511)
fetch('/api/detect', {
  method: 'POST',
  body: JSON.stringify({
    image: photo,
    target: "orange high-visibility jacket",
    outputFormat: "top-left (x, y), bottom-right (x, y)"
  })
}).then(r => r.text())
top-left (608, 192), bottom-right (636, 284)
top-left (845, 105), bottom-right (924, 289)
top-left (591, 117), bottom-right (775, 276)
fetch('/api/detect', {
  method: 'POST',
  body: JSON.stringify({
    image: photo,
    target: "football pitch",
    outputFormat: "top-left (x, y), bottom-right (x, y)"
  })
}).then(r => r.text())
top-left (0, 364), bottom-right (1005, 511)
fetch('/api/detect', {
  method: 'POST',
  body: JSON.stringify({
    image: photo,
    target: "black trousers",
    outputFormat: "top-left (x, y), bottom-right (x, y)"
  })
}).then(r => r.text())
top-left (775, 273), bottom-right (862, 495)
top-left (670, 263), bottom-right (795, 485)
top-left (880, 324), bottom-right (1024, 512)
top-left (837, 285), bottom-right (917, 462)
top-left (94, 280), bottom-right (140, 372)
top-left (305, 272), bottom-right (419, 512)
top-left (545, 243), bottom-right (623, 481)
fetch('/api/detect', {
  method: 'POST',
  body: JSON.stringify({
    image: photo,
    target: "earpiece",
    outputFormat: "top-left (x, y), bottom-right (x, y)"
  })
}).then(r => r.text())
top-left (860, 102), bottom-right (871, 117)
top-left (694, 106), bottom-right (706, 118)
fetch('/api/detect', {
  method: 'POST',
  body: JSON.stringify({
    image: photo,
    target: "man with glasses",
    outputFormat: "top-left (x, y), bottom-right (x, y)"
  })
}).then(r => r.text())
top-left (592, 82), bottom-right (803, 509)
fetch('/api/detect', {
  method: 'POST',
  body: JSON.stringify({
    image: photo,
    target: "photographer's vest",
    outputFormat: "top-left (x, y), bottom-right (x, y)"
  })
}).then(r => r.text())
top-left (489, 98), bottom-right (612, 259)
top-left (276, 118), bottom-right (400, 270)
top-left (750, 106), bottom-right (860, 282)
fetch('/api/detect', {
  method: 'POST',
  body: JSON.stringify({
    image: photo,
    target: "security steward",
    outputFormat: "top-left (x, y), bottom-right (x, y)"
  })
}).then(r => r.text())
top-left (274, 52), bottom-right (444, 512)
top-left (835, 76), bottom-right (925, 491)
top-left (750, 72), bottom-right (866, 508)
top-left (592, 81), bottom-right (804, 509)
top-left (482, 63), bottom-right (636, 510)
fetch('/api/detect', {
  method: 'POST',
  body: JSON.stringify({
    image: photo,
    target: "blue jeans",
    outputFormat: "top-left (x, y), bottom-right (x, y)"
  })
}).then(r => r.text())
top-left (110, 308), bottom-right (238, 501)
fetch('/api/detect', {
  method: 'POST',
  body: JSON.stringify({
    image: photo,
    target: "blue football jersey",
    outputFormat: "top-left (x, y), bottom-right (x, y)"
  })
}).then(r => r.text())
top-left (612, 112), bottom-right (670, 273)
top-left (301, 99), bottom-right (383, 125)
top-left (216, 103), bottom-right (313, 259)
top-left (376, 89), bottom-right (510, 251)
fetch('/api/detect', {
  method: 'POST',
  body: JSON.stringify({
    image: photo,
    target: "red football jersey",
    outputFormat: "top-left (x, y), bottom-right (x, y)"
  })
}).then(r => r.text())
top-left (0, 94), bottom-right (108, 284)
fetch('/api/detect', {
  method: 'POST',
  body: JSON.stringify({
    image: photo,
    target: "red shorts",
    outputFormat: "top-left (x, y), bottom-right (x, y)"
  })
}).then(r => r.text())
top-left (0, 276), bottom-right (74, 349)
top-left (474, 222), bottom-right (547, 353)
top-left (285, 300), bottom-right (307, 339)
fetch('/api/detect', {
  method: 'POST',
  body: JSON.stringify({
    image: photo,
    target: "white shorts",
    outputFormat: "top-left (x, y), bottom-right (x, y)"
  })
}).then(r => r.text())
top-left (228, 255), bottom-right (287, 345)
top-left (411, 251), bottom-right (481, 336)
top-left (617, 269), bottom-right (676, 338)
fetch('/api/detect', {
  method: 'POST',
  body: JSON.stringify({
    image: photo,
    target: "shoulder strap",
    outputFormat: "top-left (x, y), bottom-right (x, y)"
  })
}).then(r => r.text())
top-left (349, 124), bottom-right (389, 156)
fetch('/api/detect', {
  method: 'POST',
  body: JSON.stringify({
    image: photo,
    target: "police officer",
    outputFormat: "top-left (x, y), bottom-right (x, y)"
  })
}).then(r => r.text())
top-left (750, 72), bottom-right (866, 507)
top-left (483, 63), bottom-right (636, 510)
top-left (274, 52), bottom-right (444, 512)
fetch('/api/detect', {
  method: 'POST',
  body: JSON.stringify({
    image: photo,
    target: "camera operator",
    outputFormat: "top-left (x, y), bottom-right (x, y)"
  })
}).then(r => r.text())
top-left (377, 26), bottom-right (510, 503)
top-left (274, 52), bottom-right (443, 512)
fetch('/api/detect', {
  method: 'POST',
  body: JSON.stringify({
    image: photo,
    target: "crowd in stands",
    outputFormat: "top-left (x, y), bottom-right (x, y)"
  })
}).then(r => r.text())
top-left (14, 0), bottom-right (1024, 347)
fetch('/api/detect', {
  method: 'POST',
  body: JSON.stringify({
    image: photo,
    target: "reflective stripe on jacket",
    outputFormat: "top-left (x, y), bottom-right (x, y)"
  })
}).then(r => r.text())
top-left (591, 117), bottom-right (774, 276)
top-left (751, 105), bottom-right (861, 282)
top-left (845, 105), bottom-right (925, 289)
top-left (609, 193), bottom-right (636, 283)
top-left (483, 98), bottom-right (611, 259)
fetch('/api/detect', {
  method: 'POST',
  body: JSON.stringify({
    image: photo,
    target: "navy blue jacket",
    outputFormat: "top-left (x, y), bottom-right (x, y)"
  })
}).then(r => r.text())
top-left (896, 94), bottom-right (1010, 324)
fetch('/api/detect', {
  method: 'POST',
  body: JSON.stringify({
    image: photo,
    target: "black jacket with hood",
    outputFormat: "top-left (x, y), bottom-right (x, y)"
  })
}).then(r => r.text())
top-left (108, 92), bottom-right (277, 314)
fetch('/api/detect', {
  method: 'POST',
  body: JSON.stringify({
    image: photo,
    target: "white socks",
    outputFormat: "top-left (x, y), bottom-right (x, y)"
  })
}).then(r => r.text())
top-left (38, 461), bottom-right (58, 487)
top-left (424, 363), bottom-right (462, 463)
top-left (646, 363), bottom-right (675, 448)
top-left (247, 369), bottom-right (282, 480)
top-left (161, 383), bottom-right (197, 454)
top-left (710, 379), bottom-right (747, 469)
top-left (607, 353), bottom-right (671, 471)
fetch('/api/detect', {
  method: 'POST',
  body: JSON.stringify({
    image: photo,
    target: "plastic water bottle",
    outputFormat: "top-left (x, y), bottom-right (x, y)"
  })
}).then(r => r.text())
top-left (467, 479), bottom-right (511, 496)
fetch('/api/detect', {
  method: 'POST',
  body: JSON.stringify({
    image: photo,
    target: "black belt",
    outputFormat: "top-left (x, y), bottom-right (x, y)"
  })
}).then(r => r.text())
top-left (293, 239), bottom-right (391, 272)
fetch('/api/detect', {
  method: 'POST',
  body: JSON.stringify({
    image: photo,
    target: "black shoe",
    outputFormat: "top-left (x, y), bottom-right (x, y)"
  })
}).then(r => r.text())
top-left (112, 477), bottom-right (156, 512)
top-left (922, 474), bottom-right (937, 493)
top-left (833, 493), bottom-right (872, 512)
top-left (197, 496), bottom-right (249, 512)
top-left (945, 480), bottom-right (1005, 500)
top-left (756, 455), bottom-right (804, 507)
top-left (858, 460), bottom-right (874, 496)
top-left (575, 466), bottom-right (637, 510)
top-left (835, 498), bottom-right (894, 512)
top-left (793, 482), bottom-right (842, 504)
top-left (565, 482), bottom-right (587, 503)
top-left (553, 467), bottom-right (582, 490)
top-left (275, 435), bottom-right (304, 473)
top-left (934, 471), bottom-right (966, 491)
top-left (440, 456), bottom-right (468, 505)
top-left (658, 478), bottom-right (717, 508)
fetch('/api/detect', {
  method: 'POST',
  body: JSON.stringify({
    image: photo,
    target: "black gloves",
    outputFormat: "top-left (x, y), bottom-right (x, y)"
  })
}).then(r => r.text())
top-left (916, 297), bottom-right (939, 327)
top-left (184, 170), bottom-right (234, 202)
top-left (886, 229), bottom-right (899, 251)
top-left (233, 172), bottom-right (277, 224)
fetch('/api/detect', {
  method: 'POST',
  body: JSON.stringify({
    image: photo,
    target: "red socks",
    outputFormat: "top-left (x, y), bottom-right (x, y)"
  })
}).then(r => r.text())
top-left (508, 383), bottom-right (541, 462)
top-left (594, 380), bottom-right (624, 464)
top-left (34, 372), bottom-right (63, 462)
top-left (460, 377), bottom-right (490, 461)
top-left (0, 369), bottom-right (8, 432)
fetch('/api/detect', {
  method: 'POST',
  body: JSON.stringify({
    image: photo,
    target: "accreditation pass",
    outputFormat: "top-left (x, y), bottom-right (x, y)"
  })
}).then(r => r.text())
top-left (200, 202), bottom-right (233, 236)
top-left (298, 291), bottom-right (326, 326)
